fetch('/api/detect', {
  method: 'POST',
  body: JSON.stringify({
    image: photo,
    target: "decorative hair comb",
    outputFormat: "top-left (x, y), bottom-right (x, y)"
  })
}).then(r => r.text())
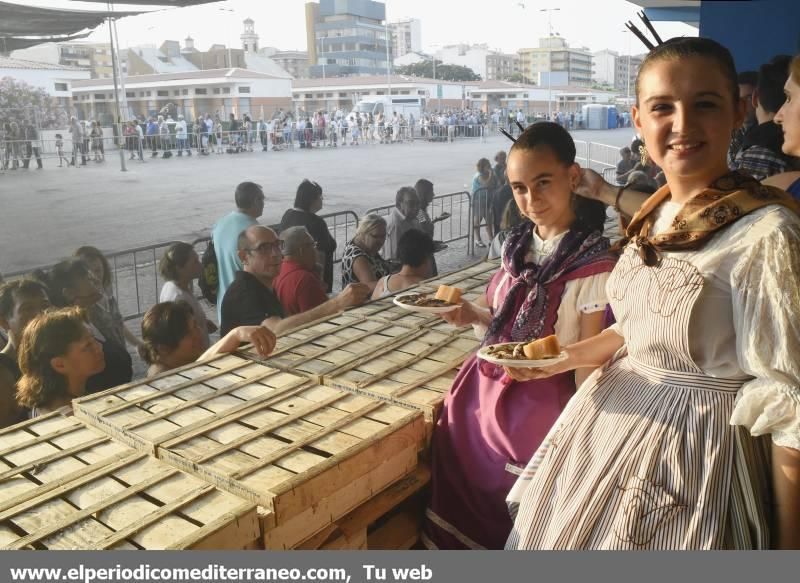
top-left (625, 11), bottom-right (665, 51)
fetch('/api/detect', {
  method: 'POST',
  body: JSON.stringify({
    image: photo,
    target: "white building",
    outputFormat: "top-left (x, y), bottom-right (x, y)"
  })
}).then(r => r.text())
top-left (389, 18), bottom-right (422, 59)
top-left (435, 44), bottom-right (490, 80)
top-left (0, 56), bottom-right (90, 112)
top-left (292, 74), bottom-right (477, 114)
top-left (592, 49), bottom-right (618, 87)
top-left (70, 68), bottom-right (292, 123)
top-left (394, 51), bottom-right (428, 67)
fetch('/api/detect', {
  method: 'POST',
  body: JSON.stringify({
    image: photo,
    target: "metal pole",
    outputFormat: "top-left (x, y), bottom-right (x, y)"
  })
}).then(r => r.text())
top-left (385, 7), bottom-right (392, 101)
top-left (112, 15), bottom-right (128, 118)
top-left (540, 8), bottom-right (560, 121)
top-left (107, 2), bottom-right (126, 172)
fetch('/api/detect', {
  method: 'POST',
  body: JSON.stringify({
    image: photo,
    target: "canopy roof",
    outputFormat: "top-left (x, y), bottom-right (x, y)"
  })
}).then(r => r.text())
top-left (0, 1), bottom-right (143, 37)
top-left (71, 0), bottom-right (220, 5)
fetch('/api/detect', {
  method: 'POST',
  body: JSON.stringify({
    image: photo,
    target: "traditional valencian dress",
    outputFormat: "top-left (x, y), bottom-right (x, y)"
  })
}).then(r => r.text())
top-left (506, 173), bottom-right (800, 550)
top-left (423, 219), bottom-right (616, 549)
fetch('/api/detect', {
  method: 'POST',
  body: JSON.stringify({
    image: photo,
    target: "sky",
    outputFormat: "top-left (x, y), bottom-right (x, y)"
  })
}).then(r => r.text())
top-left (23, 0), bottom-right (697, 57)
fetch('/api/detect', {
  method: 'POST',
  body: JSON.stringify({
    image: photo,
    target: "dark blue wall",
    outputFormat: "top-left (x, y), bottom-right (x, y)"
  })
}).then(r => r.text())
top-left (699, 0), bottom-right (800, 71)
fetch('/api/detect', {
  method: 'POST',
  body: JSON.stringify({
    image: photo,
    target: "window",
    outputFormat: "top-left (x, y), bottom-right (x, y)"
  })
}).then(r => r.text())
top-left (400, 90), bottom-right (409, 95)
top-left (157, 90), bottom-right (169, 97)
top-left (195, 88), bottom-right (207, 95)
top-left (339, 92), bottom-right (347, 97)
top-left (126, 91), bottom-right (135, 98)
top-left (238, 86), bottom-right (251, 93)
top-left (305, 93), bottom-right (313, 98)
top-left (223, 88), bottom-right (230, 94)
top-left (173, 90), bottom-right (180, 96)
top-left (54, 82), bottom-right (68, 91)
top-left (326, 93), bottom-right (333, 97)
top-left (213, 88), bottom-right (221, 94)
top-left (94, 93), bottom-right (106, 100)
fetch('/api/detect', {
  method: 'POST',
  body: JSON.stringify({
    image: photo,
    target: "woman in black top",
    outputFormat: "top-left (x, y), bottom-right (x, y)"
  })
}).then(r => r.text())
top-left (279, 180), bottom-right (338, 292)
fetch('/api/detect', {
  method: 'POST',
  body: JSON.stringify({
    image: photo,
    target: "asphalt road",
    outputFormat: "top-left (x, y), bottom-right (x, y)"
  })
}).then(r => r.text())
top-left (0, 128), bottom-right (635, 275)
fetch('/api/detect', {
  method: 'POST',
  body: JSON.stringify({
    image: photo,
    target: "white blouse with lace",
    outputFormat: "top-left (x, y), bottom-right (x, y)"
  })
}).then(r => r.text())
top-left (630, 202), bottom-right (800, 450)
top-left (476, 229), bottom-right (610, 346)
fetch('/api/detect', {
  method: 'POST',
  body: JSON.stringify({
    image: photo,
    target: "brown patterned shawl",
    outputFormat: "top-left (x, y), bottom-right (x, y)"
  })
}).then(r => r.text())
top-left (625, 171), bottom-right (799, 266)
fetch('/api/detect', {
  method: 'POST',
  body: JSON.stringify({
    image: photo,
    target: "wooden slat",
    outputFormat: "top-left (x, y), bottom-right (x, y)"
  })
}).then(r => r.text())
top-left (263, 443), bottom-right (418, 549)
top-left (238, 322), bottom-right (427, 380)
top-left (0, 453), bottom-right (260, 550)
top-left (73, 359), bottom-right (309, 456)
top-left (153, 383), bottom-right (424, 526)
top-left (303, 464), bottom-right (429, 550)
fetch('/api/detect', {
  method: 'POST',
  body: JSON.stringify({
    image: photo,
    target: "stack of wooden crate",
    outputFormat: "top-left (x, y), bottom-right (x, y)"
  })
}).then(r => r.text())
top-left (0, 413), bottom-right (261, 549)
top-left (0, 259), bottom-right (499, 551)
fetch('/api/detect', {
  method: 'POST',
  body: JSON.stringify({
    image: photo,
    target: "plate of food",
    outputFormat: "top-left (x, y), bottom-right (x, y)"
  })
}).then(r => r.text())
top-left (477, 335), bottom-right (567, 368)
top-left (393, 285), bottom-right (463, 313)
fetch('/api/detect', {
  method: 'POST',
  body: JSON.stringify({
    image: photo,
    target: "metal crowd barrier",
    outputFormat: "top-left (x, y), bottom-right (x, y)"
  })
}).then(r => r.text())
top-left (366, 190), bottom-right (474, 256)
top-left (4, 240), bottom-right (181, 322)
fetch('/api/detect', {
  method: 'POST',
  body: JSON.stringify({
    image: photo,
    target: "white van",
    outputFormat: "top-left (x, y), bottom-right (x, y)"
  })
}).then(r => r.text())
top-left (350, 96), bottom-right (423, 119)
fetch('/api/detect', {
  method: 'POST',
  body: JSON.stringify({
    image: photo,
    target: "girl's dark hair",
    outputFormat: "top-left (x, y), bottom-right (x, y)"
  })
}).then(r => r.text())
top-left (511, 122), bottom-right (606, 233)
top-left (635, 37), bottom-right (739, 105)
top-left (510, 121), bottom-right (575, 164)
top-left (397, 230), bottom-right (435, 268)
top-left (73, 245), bottom-right (111, 290)
top-left (138, 301), bottom-right (194, 365)
top-left (159, 242), bottom-right (195, 281)
top-left (44, 259), bottom-right (92, 307)
top-left (294, 179), bottom-right (323, 211)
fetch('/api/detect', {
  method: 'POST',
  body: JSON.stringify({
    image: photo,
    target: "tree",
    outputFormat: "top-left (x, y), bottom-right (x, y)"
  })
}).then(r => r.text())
top-left (506, 73), bottom-right (532, 84)
top-left (395, 60), bottom-right (482, 82)
top-left (0, 76), bottom-right (67, 129)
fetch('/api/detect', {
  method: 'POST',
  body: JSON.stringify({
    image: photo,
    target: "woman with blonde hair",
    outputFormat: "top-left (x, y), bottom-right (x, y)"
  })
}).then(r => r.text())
top-left (17, 307), bottom-right (105, 417)
top-left (766, 54), bottom-right (800, 197)
top-left (340, 214), bottom-right (391, 292)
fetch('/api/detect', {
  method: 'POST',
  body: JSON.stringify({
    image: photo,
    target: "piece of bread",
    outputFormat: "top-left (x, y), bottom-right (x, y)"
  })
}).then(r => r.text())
top-left (435, 285), bottom-right (463, 304)
top-left (522, 335), bottom-right (561, 360)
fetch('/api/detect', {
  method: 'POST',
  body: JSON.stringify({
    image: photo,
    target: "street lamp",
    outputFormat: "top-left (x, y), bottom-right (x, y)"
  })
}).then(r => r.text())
top-left (540, 7), bottom-right (560, 121)
top-left (321, 36), bottom-right (326, 82)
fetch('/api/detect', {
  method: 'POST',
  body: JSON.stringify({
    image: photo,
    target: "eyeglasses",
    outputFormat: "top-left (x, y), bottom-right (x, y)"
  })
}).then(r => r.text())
top-left (247, 241), bottom-right (283, 255)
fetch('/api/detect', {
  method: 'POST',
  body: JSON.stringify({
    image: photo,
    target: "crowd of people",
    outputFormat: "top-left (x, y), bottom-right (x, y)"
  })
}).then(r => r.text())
top-left (2, 36), bottom-right (800, 551)
top-left (0, 106), bottom-right (497, 171)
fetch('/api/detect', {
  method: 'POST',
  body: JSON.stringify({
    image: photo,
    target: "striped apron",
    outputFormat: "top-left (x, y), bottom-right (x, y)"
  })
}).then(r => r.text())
top-left (505, 246), bottom-right (773, 550)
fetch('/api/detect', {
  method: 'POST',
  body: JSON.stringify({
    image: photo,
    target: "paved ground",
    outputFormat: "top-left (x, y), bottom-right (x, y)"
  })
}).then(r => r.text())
top-left (0, 127), bottom-right (635, 275)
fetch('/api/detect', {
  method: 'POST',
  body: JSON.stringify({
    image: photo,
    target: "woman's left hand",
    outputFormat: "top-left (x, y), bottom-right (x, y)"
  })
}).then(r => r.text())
top-left (237, 326), bottom-right (277, 357)
top-left (503, 353), bottom-right (574, 382)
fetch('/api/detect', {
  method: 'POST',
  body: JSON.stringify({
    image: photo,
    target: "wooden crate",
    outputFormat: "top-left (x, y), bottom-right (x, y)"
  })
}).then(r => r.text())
top-left (239, 319), bottom-right (426, 381)
top-left (421, 260), bottom-right (500, 287)
top-left (149, 383), bottom-right (425, 546)
top-left (73, 354), bottom-right (308, 455)
top-left (0, 414), bottom-right (261, 550)
top-left (323, 330), bottom-right (477, 439)
top-left (297, 464), bottom-right (429, 550)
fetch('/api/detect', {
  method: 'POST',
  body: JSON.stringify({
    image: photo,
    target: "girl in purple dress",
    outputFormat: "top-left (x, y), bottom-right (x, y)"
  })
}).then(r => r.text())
top-left (422, 122), bottom-right (617, 549)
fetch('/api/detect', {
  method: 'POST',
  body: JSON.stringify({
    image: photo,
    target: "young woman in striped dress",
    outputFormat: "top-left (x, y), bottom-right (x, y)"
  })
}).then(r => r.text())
top-left (505, 38), bottom-right (800, 550)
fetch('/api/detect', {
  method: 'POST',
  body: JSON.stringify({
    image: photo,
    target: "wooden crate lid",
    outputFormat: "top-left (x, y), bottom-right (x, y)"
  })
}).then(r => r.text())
top-left (324, 329), bottom-right (478, 392)
top-left (239, 319), bottom-right (424, 380)
top-left (0, 451), bottom-right (260, 550)
top-left (154, 382), bottom-right (424, 525)
top-left (0, 413), bottom-right (133, 514)
top-left (73, 354), bottom-right (309, 456)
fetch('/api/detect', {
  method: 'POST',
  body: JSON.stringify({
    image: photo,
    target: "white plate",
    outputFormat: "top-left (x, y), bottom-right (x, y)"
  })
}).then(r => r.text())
top-left (477, 343), bottom-right (568, 368)
top-left (393, 293), bottom-right (461, 313)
